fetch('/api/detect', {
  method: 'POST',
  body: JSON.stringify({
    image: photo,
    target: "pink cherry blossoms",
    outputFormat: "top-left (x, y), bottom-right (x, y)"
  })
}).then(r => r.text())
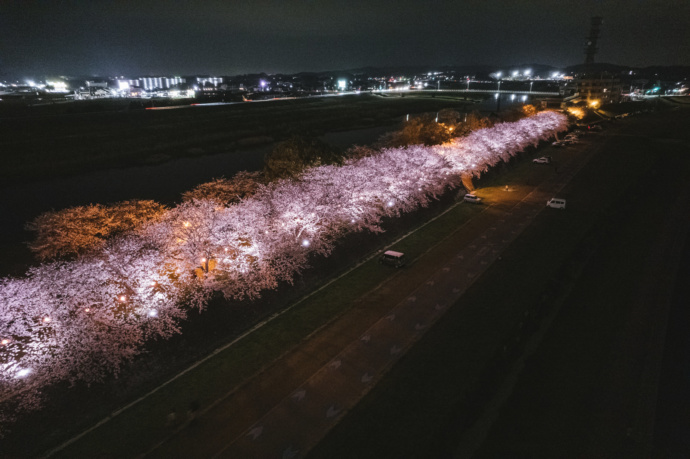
top-left (0, 110), bottom-right (568, 421)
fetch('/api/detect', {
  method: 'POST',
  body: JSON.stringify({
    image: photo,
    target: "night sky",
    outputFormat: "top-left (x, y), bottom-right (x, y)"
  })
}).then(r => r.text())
top-left (2, 0), bottom-right (689, 78)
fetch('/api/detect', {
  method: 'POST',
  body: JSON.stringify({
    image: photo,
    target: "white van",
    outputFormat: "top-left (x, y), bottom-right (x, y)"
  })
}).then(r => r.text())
top-left (546, 198), bottom-right (566, 209)
top-left (379, 250), bottom-right (406, 268)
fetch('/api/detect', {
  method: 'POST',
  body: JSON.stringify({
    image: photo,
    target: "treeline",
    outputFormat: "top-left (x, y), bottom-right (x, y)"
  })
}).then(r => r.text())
top-left (26, 106), bottom-right (539, 261)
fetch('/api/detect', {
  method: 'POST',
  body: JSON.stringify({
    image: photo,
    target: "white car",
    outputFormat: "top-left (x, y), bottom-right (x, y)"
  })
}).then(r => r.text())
top-left (533, 156), bottom-right (552, 164)
top-left (552, 141), bottom-right (565, 147)
top-left (463, 193), bottom-right (482, 203)
top-left (546, 198), bottom-right (566, 209)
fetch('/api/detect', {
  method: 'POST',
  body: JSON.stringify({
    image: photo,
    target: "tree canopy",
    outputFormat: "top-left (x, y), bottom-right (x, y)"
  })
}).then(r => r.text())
top-left (263, 136), bottom-right (344, 181)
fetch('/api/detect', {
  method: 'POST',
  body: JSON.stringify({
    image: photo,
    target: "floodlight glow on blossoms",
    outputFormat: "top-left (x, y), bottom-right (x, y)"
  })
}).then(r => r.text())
top-left (16, 368), bottom-right (31, 379)
top-left (0, 111), bottom-right (568, 424)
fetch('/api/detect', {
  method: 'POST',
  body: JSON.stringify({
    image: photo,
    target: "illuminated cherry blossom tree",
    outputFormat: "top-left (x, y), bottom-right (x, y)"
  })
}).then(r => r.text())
top-left (0, 111), bottom-right (568, 428)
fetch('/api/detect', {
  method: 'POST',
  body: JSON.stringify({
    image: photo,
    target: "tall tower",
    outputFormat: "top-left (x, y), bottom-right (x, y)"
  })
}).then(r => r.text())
top-left (584, 17), bottom-right (603, 65)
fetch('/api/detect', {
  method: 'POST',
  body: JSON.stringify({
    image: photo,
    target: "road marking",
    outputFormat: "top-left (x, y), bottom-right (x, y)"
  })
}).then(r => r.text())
top-left (407, 296), bottom-right (417, 303)
top-left (292, 389), bottom-right (306, 402)
top-left (361, 373), bottom-right (373, 384)
top-left (426, 280), bottom-right (435, 286)
top-left (329, 360), bottom-right (342, 370)
top-left (386, 314), bottom-right (396, 321)
top-left (283, 445), bottom-right (299, 459)
top-left (326, 405), bottom-right (341, 418)
top-left (360, 334), bottom-right (371, 343)
top-left (247, 425), bottom-right (263, 440)
top-left (443, 267), bottom-right (451, 272)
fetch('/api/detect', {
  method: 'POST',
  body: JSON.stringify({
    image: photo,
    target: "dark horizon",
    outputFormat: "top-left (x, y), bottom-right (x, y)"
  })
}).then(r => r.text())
top-left (2, 0), bottom-right (689, 78)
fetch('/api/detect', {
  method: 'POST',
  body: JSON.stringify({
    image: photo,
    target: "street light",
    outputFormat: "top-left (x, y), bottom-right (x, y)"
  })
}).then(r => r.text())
top-left (530, 81), bottom-right (533, 93)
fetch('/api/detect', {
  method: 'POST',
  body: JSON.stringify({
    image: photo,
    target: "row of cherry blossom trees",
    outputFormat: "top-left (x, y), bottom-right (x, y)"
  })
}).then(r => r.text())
top-left (0, 110), bottom-right (568, 427)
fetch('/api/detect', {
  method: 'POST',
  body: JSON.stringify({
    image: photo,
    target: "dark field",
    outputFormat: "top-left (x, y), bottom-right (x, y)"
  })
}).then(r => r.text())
top-left (310, 106), bottom-right (690, 458)
top-left (0, 93), bottom-right (478, 186)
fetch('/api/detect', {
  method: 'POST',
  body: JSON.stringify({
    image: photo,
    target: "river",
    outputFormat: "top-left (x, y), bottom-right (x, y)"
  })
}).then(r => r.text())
top-left (0, 124), bottom-right (397, 275)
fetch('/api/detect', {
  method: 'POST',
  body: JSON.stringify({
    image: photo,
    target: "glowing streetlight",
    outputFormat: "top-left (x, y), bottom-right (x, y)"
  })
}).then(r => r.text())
top-left (301, 239), bottom-right (310, 247)
top-left (1, 339), bottom-right (10, 345)
top-left (119, 295), bottom-right (127, 302)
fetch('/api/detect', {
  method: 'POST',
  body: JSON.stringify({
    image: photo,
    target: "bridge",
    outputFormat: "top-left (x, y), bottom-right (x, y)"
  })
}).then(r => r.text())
top-left (374, 88), bottom-right (561, 97)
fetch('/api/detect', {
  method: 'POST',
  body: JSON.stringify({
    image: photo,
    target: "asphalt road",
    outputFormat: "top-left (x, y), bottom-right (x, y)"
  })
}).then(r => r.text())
top-left (139, 129), bottom-right (606, 458)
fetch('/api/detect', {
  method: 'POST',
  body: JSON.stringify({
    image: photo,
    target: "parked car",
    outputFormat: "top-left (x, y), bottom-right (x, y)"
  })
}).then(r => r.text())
top-left (533, 156), bottom-right (552, 164)
top-left (552, 141), bottom-right (565, 147)
top-left (379, 250), bottom-right (406, 268)
top-left (463, 193), bottom-right (482, 203)
top-left (546, 198), bottom-right (566, 209)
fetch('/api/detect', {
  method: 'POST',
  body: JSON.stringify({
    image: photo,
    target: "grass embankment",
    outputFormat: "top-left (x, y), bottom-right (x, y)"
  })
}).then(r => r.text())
top-left (309, 117), bottom-right (684, 457)
top-left (0, 94), bottom-right (477, 186)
